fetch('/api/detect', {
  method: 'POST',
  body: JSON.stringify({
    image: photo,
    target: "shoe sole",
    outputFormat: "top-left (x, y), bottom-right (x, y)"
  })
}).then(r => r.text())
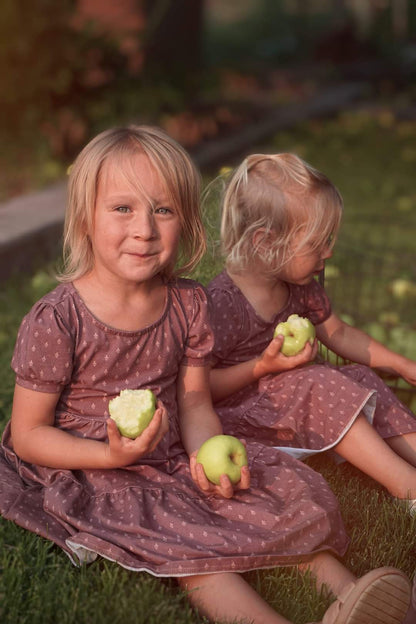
top-left (325, 567), bottom-right (411, 624)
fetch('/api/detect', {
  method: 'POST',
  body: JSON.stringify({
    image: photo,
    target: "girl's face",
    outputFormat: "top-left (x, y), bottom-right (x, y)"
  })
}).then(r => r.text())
top-left (276, 234), bottom-right (334, 285)
top-left (90, 152), bottom-right (182, 286)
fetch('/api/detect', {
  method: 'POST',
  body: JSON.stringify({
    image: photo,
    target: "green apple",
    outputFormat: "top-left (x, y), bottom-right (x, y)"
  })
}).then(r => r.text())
top-left (109, 389), bottom-right (156, 439)
top-left (196, 434), bottom-right (248, 485)
top-left (274, 313), bottom-right (316, 356)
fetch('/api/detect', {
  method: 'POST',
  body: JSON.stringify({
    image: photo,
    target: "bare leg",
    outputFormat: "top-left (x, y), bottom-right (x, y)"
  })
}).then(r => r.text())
top-left (299, 551), bottom-right (355, 597)
top-left (179, 572), bottom-right (292, 624)
top-left (334, 415), bottom-right (416, 499)
top-left (300, 552), bottom-right (410, 624)
top-left (179, 555), bottom-right (410, 624)
top-left (179, 554), bottom-right (357, 624)
top-left (385, 432), bottom-right (416, 467)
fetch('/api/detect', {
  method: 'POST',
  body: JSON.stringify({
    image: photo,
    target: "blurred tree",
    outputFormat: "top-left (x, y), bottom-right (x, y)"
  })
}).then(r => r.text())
top-left (142, 0), bottom-right (204, 78)
top-left (392, 0), bottom-right (408, 38)
top-left (0, 0), bottom-right (207, 199)
top-left (0, 0), bottom-right (126, 157)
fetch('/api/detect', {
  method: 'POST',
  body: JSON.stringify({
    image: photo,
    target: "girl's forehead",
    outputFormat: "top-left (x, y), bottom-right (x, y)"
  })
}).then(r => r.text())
top-left (101, 151), bottom-right (152, 178)
top-left (99, 151), bottom-right (169, 196)
top-left (97, 152), bottom-right (176, 204)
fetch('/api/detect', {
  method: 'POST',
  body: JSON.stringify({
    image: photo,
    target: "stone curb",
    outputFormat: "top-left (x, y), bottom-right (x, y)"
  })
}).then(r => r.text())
top-left (0, 82), bottom-right (367, 282)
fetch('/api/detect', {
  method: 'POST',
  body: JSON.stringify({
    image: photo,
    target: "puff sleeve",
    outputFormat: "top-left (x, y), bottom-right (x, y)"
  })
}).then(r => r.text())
top-left (208, 285), bottom-right (245, 365)
top-left (175, 282), bottom-right (214, 367)
top-left (11, 299), bottom-right (74, 393)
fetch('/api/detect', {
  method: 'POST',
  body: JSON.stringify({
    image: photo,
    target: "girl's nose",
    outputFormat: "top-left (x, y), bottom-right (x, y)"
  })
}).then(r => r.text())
top-left (321, 240), bottom-right (334, 260)
top-left (322, 247), bottom-right (333, 260)
top-left (133, 209), bottom-right (155, 239)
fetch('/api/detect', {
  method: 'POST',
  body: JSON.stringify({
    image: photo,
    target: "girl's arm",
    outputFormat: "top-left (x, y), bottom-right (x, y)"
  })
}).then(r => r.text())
top-left (209, 335), bottom-right (318, 403)
top-left (178, 364), bottom-right (223, 454)
top-left (316, 312), bottom-right (416, 384)
top-left (177, 364), bottom-right (250, 497)
top-left (10, 384), bottom-right (168, 469)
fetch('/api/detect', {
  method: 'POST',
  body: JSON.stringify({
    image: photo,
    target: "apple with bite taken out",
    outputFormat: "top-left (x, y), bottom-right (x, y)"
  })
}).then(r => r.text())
top-left (196, 435), bottom-right (248, 485)
top-left (274, 314), bottom-right (316, 356)
top-left (109, 388), bottom-right (156, 439)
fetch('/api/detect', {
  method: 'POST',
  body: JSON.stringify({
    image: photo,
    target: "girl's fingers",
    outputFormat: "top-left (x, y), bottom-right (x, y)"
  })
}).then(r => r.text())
top-left (217, 474), bottom-right (234, 499)
top-left (190, 454), bottom-right (233, 496)
top-left (269, 334), bottom-right (284, 355)
top-left (106, 417), bottom-right (121, 444)
top-left (139, 407), bottom-right (163, 441)
top-left (134, 405), bottom-right (169, 451)
top-left (106, 405), bottom-right (167, 459)
top-left (238, 464), bottom-right (250, 490)
top-left (191, 456), bottom-right (213, 492)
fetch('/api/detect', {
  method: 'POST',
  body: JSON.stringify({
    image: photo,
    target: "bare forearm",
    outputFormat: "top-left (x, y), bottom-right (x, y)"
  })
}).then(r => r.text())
top-left (180, 401), bottom-right (223, 455)
top-left (210, 359), bottom-right (260, 403)
top-left (209, 335), bottom-right (317, 403)
top-left (318, 319), bottom-right (407, 371)
top-left (12, 425), bottom-right (112, 469)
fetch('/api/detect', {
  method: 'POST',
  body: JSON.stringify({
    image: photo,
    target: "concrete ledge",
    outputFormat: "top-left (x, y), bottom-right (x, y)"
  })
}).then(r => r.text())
top-left (0, 82), bottom-right (367, 282)
top-left (0, 182), bottom-right (67, 281)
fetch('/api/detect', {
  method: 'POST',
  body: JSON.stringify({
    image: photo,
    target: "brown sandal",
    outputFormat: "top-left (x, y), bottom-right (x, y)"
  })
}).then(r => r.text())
top-left (313, 567), bottom-right (411, 624)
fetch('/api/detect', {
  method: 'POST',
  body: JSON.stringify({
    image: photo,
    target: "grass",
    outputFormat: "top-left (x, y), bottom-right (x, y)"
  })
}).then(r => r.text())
top-left (1, 104), bottom-right (416, 623)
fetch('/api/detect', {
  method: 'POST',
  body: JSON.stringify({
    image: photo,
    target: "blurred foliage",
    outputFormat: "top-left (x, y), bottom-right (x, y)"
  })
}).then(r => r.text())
top-left (0, 0), bottom-right (128, 198)
top-left (205, 0), bottom-right (304, 68)
top-left (2, 0), bottom-right (416, 202)
top-left (0, 0), bottom-right (196, 200)
top-left (205, 0), bottom-right (416, 70)
top-left (0, 1), bottom-right (129, 143)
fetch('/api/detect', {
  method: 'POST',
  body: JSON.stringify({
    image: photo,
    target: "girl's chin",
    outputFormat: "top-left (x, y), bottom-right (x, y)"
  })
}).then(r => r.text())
top-left (293, 276), bottom-right (315, 285)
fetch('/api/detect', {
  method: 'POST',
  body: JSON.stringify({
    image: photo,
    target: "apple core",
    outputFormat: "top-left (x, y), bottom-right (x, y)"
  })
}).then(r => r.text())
top-left (274, 314), bottom-right (316, 356)
top-left (109, 388), bottom-right (156, 439)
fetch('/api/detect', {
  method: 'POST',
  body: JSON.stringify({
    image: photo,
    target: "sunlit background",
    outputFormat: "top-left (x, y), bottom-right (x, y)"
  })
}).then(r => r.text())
top-left (1, 0), bottom-right (415, 198)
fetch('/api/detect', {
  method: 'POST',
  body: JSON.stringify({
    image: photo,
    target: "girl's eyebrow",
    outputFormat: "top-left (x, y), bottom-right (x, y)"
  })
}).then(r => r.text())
top-left (104, 191), bottom-right (170, 204)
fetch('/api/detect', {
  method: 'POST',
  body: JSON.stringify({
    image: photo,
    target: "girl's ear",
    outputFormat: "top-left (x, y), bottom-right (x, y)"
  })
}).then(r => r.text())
top-left (252, 228), bottom-right (273, 251)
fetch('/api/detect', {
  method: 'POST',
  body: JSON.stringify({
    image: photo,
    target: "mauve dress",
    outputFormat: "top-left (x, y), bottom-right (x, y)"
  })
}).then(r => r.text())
top-left (0, 279), bottom-right (349, 575)
top-left (208, 271), bottom-right (416, 460)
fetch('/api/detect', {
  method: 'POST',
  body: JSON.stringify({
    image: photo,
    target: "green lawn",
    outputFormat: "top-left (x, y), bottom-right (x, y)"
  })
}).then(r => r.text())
top-left (1, 104), bottom-right (416, 624)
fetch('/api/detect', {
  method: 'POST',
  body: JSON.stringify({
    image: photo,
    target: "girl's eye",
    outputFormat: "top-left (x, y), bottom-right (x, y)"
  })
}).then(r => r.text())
top-left (154, 206), bottom-right (173, 215)
top-left (115, 205), bottom-right (131, 213)
top-left (325, 233), bottom-right (335, 249)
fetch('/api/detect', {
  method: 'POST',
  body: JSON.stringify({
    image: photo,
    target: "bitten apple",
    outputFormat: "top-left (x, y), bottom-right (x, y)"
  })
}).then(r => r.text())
top-left (274, 313), bottom-right (316, 356)
top-left (196, 434), bottom-right (248, 485)
top-left (109, 389), bottom-right (156, 439)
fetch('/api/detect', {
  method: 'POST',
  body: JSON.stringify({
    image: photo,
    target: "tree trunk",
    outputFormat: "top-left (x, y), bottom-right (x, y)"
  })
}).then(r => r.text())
top-left (143, 0), bottom-right (204, 74)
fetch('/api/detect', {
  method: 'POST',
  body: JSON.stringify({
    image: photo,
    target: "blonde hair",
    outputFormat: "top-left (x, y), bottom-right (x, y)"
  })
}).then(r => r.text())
top-left (220, 153), bottom-right (343, 275)
top-left (59, 125), bottom-right (205, 282)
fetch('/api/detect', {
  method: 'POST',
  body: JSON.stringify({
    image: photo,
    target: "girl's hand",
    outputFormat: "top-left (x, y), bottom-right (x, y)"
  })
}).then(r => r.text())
top-left (254, 335), bottom-right (318, 378)
top-left (396, 359), bottom-right (416, 386)
top-left (189, 447), bottom-right (250, 499)
top-left (105, 401), bottom-right (169, 467)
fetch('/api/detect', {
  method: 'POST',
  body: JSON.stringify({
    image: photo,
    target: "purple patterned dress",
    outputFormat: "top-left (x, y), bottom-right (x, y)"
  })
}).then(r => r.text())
top-left (208, 271), bottom-right (416, 460)
top-left (0, 279), bottom-right (349, 575)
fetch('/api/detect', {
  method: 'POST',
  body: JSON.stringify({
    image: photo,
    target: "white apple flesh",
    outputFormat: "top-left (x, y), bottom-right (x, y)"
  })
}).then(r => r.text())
top-left (274, 314), bottom-right (316, 356)
top-left (196, 434), bottom-right (248, 485)
top-left (109, 388), bottom-right (156, 439)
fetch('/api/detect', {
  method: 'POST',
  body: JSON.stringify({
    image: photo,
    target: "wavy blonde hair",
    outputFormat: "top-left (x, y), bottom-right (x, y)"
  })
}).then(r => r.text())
top-left (58, 125), bottom-right (205, 282)
top-left (220, 153), bottom-right (343, 275)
